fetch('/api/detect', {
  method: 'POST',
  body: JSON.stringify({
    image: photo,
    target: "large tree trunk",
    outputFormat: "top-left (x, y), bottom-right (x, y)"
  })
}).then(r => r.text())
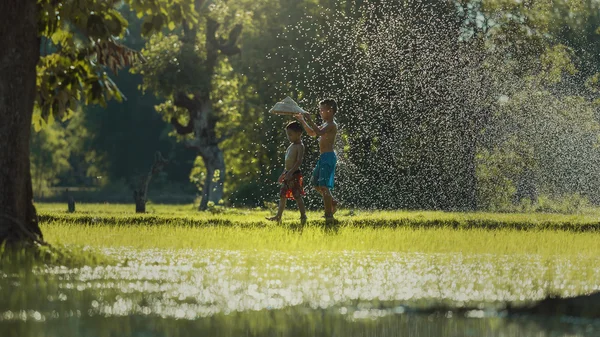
top-left (172, 96), bottom-right (228, 212)
top-left (0, 0), bottom-right (43, 244)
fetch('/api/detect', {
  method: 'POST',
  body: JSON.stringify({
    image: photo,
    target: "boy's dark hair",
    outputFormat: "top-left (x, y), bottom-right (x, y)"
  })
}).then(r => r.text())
top-left (319, 99), bottom-right (337, 114)
top-left (286, 121), bottom-right (303, 133)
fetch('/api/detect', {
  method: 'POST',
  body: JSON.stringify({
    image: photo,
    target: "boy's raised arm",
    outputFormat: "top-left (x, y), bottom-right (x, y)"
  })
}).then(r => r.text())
top-left (295, 114), bottom-right (317, 137)
top-left (303, 113), bottom-right (334, 137)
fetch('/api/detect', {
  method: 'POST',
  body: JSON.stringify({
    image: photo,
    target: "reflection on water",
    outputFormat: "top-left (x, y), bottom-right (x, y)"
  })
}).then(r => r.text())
top-left (1, 248), bottom-right (599, 336)
top-left (3, 309), bottom-right (600, 337)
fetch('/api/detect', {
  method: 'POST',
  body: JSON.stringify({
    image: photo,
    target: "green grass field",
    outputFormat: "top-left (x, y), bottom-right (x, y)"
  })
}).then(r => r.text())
top-left (37, 203), bottom-right (600, 254)
top-left (2, 203), bottom-right (600, 337)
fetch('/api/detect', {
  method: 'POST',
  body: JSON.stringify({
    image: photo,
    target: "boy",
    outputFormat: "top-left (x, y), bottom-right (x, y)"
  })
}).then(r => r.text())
top-left (267, 121), bottom-right (307, 224)
top-left (295, 99), bottom-right (339, 221)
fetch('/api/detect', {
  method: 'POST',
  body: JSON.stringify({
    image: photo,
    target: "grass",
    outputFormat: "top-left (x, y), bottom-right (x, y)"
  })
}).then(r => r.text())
top-left (37, 203), bottom-right (600, 231)
top-left (37, 203), bottom-right (600, 255)
top-left (41, 221), bottom-right (600, 256)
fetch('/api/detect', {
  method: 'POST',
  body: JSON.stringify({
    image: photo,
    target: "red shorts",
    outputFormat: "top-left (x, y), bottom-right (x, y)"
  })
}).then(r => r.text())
top-left (280, 171), bottom-right (305, 200)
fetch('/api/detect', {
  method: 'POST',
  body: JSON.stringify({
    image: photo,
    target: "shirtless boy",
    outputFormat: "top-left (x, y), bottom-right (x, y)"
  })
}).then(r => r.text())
top-left (295, 99), bottom-right (339, 221)
top-left (267, 121), bottom-right (307, 223)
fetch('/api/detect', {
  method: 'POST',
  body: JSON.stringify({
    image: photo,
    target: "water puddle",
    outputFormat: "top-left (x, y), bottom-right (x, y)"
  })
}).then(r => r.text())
top-left (1, 248), bottom-right (599, 336)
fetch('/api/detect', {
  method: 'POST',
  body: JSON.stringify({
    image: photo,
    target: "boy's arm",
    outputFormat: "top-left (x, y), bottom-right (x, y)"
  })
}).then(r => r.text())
top-left (295, 114), bottom-right (317, 137)
top-left (278, 168), bottom-right (286, 183)
top-left (303, 113), bottom-right (335, 136)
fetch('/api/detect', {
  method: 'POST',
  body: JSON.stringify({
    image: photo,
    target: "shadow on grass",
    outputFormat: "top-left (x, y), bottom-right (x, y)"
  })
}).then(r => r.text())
top-left (0, 243), bottom-right (112, 274)
top-left (285, 219), bottom-right (341, 234)
top-left (38, 213), bottom-right (600, 232)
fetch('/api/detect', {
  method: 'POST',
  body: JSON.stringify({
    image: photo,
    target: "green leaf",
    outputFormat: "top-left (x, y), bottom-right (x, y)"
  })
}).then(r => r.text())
top-left (50, 29), bottom-right (70, 45)
top-left (32, 112), bottom-right (44, 132)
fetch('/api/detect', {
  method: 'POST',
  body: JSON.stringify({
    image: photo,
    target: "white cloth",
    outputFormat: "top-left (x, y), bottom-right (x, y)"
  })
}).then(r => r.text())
top-left (269, 96), bottom-right (305, 115)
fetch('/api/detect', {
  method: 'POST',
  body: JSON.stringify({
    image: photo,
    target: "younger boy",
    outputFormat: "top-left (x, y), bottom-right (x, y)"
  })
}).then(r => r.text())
top-left (267, 121), bottom-right (307, 223)
top-left (295, 99), bottom-right (339, 221)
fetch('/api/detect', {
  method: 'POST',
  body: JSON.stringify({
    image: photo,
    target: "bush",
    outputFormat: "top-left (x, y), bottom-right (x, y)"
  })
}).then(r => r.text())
top-left (529, 193), bottom-right (591, 214)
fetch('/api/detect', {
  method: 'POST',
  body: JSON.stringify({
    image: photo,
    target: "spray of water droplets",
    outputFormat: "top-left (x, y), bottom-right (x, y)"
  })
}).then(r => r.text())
top-left (260, 0), bottom-right (600, 211)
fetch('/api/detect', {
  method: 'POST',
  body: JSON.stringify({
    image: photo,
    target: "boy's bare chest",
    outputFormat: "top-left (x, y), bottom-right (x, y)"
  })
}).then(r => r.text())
top-left (285, 146), bottom-right (296, 160)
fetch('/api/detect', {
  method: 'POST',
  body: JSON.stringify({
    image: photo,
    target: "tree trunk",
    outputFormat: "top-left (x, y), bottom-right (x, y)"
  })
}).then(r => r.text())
top-left (134, 195), bottom-right (146, 213)
top-left (66, 189), bottom-right (76, 213)
top-left (0, 0), bottom-right (43, 245)
top-left (132, 152), bottom-right (168, 213)
top-left (198, 145), bottom-right (225, 211)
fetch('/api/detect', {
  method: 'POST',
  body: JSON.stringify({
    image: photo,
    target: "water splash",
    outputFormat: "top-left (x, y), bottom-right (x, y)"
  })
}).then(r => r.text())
top-left (263, 0), bottom-right (600, 212)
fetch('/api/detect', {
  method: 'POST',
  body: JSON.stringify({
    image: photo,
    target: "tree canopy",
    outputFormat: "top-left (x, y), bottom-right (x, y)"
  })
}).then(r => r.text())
top-left (20, 0), bottom-right (600, 214)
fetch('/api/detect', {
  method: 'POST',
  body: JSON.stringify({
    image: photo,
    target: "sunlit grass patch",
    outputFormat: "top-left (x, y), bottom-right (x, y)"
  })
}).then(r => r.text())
top-left (40, 222), bottom-right (600, 256)
top-left (36, 203), bottom-right (600, 232)
top-left (36, 203), bottom-right (600, 255)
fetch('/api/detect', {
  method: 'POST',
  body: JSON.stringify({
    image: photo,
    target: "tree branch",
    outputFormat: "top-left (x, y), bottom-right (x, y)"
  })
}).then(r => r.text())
top-left (206, 18), bottom-right (242, 56)
top-left (218, 24), bottom-right (242, 56)
top-left (150, 151), bottom-right (169, 175)
top-left (219, 44), bottom-right (241, 56)
top-left (206, 18), bottom-right (220, 47)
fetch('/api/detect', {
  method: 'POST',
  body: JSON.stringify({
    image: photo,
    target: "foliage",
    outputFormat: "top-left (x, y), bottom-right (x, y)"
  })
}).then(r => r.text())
top-left (30, 123), bottom-right (71, 196)
top-left (35, 0), bottom-right (198, 125)
top-left (478, 75), bottom-right (600, 210)
top-left (30, 108), bottom-right (105, 195)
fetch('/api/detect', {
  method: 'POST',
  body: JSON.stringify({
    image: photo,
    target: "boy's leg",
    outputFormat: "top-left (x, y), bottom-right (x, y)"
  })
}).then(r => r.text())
top-left (332, 197), bottom-right (338, 214)
top-left (314, 186), bottom-right (324, 197)
top-left (267, 196), bottom-right (286, 221)
top-left (314, 186), bottom-right (326, 207)
top-left (322, 188), bottom-right (334, 218)
top-left (293, 192), bottom-right (307, 224)
top-left (314, 186), bottom-right (332, 218)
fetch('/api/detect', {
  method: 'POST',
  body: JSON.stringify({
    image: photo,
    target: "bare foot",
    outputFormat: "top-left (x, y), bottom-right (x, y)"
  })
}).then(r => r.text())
top-left (300, 216), bottom-right (307, 225)
top-left (266, 216), bottom-right (281, 222)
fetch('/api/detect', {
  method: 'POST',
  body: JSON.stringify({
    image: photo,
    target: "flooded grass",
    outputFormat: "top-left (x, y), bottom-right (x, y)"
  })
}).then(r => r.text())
top-left (2, 204), bottom-right (600, 336)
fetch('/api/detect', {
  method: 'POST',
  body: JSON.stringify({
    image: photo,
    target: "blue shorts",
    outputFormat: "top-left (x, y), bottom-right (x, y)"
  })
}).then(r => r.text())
top-left (311, 152), bottom-right (337, 189)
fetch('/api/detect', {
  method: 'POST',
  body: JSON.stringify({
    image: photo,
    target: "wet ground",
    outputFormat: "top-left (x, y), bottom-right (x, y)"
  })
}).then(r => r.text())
top-left (2, 248), bottom-right (600, 336)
